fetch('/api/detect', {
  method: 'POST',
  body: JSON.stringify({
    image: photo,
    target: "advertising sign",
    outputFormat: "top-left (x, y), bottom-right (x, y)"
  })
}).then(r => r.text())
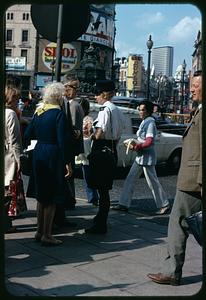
top-left (35, 73), bottom-right (64, 88)
top-left (6, 57), bottom-right (26, 71)
top-left (78, 5), bottom-right (115, 48)
top-left (42, 42), bottom-right (78, 73)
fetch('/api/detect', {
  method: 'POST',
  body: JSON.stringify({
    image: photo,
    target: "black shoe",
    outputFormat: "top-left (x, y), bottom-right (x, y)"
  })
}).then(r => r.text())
top-left (112, 204), bottom-right (128, 212)
top-left (85, 225), bottom-right (107, 234)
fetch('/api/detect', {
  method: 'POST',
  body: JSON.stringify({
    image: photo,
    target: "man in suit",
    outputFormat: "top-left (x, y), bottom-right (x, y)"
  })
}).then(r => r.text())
top-left (54, 77), bottom-right (83, 227)
top-left (63, 77), bottom-right (84, 208)
top-left (147, 70), bottom-right (202, 285)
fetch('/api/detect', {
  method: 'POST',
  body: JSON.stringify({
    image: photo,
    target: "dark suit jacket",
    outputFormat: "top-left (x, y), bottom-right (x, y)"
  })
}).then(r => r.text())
top-left (63, 98), bottom-right (84, 156)
top-left (177, 108), bottom-right (202, 192)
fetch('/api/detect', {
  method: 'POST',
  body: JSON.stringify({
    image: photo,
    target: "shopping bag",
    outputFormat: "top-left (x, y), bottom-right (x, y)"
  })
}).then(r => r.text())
top-left (8, 172), bottom-right (27, 217)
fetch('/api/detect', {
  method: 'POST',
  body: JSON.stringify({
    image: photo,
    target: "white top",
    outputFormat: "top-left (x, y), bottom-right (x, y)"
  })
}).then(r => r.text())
top-left (94, 101), bottom-right (125, 140)
top-left (135, 116), bottom-right (157, 166)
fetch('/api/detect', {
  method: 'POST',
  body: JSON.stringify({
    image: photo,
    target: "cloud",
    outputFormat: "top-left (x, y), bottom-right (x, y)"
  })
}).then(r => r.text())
top-left (167, 16), bottom-right (201, 43)
top-left (135, 12), bottom-right (165, 28)
top-left (115, 41), bottom-right (138, 57)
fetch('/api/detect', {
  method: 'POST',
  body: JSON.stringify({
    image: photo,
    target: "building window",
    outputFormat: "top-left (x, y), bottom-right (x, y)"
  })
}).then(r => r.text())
top-left (7, 12), bottom-right (14, 20)
top-left (23, 13), bottom-right (29, 20)
top-left (22, 30), bottom-right (28, 42)
top-left (6, 29), bottom-right (13, 41)
top-left (5, 49), bottom-right (12, 56)
top-left (21, 49), bottom-right (27, 59)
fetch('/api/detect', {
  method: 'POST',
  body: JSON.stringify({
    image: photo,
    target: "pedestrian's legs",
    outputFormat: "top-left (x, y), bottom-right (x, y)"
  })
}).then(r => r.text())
top-left (95, 188), bottom-right (110, 228)
top-left (82, 165), bottom-right (99, 203)
top-left (85, 188), bottom-right (109, 234)
top-left (161, 190), bottom-right (201, 279)
top-left (35, 202), bottom-right (44, 240)
top-left (41, 202), bottom-right (63, 245)
top-left (42, 203), bottom-right (56, 240)
top-left (119, 161), bottom-right (143, 208)
top-left (143, 165), bottom-right (169, 208)
top-left (67, 156), bottom-right (76, 209)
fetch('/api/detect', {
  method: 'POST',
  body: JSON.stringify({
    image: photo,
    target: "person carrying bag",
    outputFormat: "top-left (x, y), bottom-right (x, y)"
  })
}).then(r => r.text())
top-left (7, 171), bottom-right (27, 217)
top-left (85, 80), bottom-right (125, 234)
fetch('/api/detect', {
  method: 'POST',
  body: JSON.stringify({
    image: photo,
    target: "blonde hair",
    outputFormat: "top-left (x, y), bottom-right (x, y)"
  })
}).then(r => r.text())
top-left (42, 82), bottom-right (64, 106)
top-left (5, 86), bottom-right (20, 107)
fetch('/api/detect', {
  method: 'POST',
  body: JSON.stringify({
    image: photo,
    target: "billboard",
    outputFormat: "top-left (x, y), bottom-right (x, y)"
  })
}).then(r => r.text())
top-left (38, 39), bottom-right (80, 73)
top-left (78, 4), bottom-right (115, 48)
top-left (5, 57), bottom-right (26, 71)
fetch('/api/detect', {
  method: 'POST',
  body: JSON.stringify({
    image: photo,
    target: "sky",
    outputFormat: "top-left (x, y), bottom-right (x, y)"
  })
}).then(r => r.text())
top-left (114, 3), bottom-right (201, 75)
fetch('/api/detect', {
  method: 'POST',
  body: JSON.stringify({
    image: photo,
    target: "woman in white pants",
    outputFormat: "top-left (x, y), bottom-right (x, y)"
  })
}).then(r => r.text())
top-left (112, 100), bottom-right (170, 215)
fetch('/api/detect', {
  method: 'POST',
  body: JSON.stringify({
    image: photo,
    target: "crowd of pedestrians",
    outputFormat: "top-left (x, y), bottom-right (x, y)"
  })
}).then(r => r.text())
top-left (4, 71), bottom-right (202, 285)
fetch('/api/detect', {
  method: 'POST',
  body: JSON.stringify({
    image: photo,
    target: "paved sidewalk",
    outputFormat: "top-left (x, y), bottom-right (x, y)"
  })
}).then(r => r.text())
top-left (3, 178), bottom-right (203, 297)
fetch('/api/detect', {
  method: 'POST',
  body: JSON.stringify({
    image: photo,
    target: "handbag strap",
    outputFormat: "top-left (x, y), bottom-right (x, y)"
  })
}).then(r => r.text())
top-left (107, 107), bottom-right (114, 153)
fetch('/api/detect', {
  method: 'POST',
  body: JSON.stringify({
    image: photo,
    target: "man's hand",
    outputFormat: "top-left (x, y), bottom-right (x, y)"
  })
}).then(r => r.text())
top-left (65, 163), bottom-right (73, 178)
top-left (73, 130), bottom-right (81, 139)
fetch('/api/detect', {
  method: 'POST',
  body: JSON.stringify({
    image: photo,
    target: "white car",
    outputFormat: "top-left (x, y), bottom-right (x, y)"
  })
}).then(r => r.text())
top-left (76, 102), bottom-right (183, 172)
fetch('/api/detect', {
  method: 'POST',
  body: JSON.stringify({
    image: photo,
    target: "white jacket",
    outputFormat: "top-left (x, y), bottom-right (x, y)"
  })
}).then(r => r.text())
top-left (4, 108), bottom-right (22, 186)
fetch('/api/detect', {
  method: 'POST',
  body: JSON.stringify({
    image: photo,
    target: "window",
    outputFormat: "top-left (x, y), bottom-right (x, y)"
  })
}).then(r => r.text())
top-left (21, 49), bottom-right (27, 59)
top-left (23, 13), bottom-right (29, 20)
top-left (22, 30), bottom-right (28, 42)
top-left (7, 12), bottom-right (13, 20)
top-left (5, 49), bottom-right (12, 57)
top-left (6, 29), bottom-right (13, 41)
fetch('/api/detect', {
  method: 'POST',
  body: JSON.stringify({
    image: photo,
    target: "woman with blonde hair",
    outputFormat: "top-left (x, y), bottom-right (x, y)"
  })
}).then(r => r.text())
top-left (24, 82), bottom-right (73, 246)
top-left (4, 85), bottom-right (22, 232)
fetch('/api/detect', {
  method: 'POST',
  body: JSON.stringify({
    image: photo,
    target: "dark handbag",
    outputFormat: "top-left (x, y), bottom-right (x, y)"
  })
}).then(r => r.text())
top-left (20, 150), bottom-right (32, 176)
top-left (185, 211), bottom-right (202, 246)
top-left (87, 146), bottom-right (116, 189)
top-left (8, 172), bottom-right (27, 217)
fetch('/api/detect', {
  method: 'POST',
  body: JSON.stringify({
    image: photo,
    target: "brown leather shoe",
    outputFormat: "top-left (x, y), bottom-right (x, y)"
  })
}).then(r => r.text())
top-left (147, 273), bottom-right (180, 286)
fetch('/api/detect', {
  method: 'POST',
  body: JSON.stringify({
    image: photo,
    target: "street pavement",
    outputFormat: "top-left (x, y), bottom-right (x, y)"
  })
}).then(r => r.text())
top-left (3, 175), bottom-right (203, 297)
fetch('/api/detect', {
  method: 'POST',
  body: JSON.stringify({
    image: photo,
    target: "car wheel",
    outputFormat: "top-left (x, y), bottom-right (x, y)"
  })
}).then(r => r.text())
top-left (167, 149), bottom-right (182, 174)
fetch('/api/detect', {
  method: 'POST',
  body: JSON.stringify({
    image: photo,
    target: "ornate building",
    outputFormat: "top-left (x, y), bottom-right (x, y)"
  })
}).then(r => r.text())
top-left (192, 30), bottom-right (202, 73)
top-left (5, 4), bottom-right (116, 94)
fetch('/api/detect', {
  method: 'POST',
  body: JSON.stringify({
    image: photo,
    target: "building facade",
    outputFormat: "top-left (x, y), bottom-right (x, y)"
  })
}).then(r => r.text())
top-left (5, 4), bottom-right (116, 94)
top-left (5, 4), bottom-right (36, 94)
top-left (192, 30), bottom-right (202, 73)
top-left (127, 54), bottom-right (145, 97)
top-left (117, 54), bottom-right (146, 97)
top-left (151, 46), bottom-right (174, 77)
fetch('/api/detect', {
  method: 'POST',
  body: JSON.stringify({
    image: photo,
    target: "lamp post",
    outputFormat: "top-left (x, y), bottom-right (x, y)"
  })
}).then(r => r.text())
top-left (50, 59), bottom-right (56, 82)
top-left (180, 59), bottom-right (186, 114)
top-left (146, 35), bottom-right (153, 101)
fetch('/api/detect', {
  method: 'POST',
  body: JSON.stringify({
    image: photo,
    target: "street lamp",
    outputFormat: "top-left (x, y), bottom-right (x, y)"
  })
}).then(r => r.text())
top-left (146, 34), bottom-right (153, 101)
top-left (180, 59), bottom-right (186, 114)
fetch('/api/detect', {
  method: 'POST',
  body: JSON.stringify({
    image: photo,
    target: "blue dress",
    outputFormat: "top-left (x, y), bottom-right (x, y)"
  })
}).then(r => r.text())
top-left (24, 108), bottom-right (72, 206)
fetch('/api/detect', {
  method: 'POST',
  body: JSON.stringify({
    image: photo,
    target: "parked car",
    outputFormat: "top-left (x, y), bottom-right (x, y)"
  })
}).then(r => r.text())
top-left (112, 98), bottom-right (187, 135)
top-left (76, 103), bottom-right (183, 174)
top-left (131, 116), bottom-right (187, 136)
top-left (112, 96), bottom-right (146, 108)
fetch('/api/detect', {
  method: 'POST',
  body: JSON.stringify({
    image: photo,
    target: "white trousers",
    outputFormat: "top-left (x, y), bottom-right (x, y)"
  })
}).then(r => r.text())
top-left (119, 160), bottom-right (169, 209)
